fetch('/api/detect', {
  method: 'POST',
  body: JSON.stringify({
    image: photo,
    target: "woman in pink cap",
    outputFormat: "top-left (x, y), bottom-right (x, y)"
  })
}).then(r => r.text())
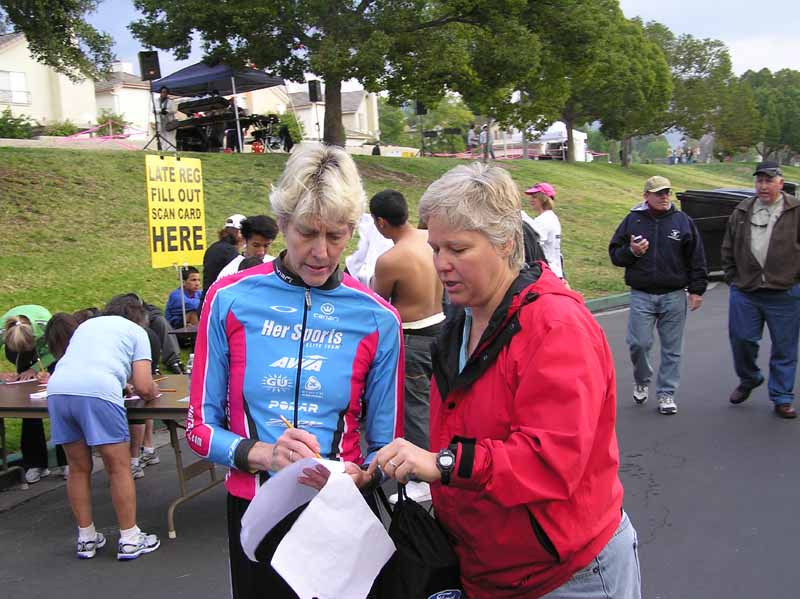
top-left (523, 182), bottom-right (565, 280)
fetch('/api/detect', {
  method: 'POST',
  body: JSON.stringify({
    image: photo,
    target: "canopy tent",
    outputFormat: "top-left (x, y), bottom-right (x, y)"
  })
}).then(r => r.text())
top-left (149, 61), bottom-right (284, 96)
top-left (150, 62), bottom-right (284, 152)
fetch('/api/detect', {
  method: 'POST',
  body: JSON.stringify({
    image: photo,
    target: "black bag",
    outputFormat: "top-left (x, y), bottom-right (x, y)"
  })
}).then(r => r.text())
top-left (370, 484), bottom-right (463, 599)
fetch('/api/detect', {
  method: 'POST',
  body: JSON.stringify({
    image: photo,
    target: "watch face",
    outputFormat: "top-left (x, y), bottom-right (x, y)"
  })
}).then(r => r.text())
top-left (439, 454), bottom-right (454, 469)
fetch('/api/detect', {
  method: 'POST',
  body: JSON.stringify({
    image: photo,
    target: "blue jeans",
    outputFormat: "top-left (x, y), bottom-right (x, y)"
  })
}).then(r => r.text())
top-left (728, 285), bottom-right (800, 405)
top-left (541, 511), bottom-right (641, 599)
top-left (626, 289), bottom-right (687, 397)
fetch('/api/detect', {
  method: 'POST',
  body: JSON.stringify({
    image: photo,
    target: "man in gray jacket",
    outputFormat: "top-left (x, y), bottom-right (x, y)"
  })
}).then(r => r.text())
top-left (722, 161), bottom-right (800, 419)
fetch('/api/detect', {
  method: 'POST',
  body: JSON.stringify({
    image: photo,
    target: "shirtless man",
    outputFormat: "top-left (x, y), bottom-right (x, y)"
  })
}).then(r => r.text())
top-left (370, 190), bottom-right (444, 451)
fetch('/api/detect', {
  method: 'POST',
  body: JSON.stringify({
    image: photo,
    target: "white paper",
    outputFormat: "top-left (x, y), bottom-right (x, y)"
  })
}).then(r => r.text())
top-left (272, 472), bottom-right (395, 599)
top-left (1, 378), bottom-right (37, 385)
top-left (240, 457), bottom-right (345, 562)
top-left (29, 391), bottom-right (47, 400)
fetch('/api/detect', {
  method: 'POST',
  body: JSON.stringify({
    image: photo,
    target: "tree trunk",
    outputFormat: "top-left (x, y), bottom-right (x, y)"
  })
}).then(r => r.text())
top-left (323, 77), bottom-right (346, 147)
top-left (563, 113), bottom-right (575, 163)
top-left (620, 136), bottom-right (632, 167)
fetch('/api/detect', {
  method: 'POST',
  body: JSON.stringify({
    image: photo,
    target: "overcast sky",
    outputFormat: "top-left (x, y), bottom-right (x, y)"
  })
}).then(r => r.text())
top-left (88, 0), bottom-right (799, 77)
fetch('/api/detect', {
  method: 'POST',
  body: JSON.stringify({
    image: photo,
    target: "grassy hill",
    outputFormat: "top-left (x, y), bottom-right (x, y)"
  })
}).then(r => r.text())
top-left (3, 147), bottom-right (798, 316)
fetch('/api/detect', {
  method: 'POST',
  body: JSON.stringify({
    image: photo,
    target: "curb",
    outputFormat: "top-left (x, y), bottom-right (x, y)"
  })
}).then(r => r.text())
top-left (585, 292), bottom-right (631, 314)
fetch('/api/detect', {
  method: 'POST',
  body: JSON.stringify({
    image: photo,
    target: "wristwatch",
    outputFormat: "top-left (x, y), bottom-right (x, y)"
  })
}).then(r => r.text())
top-left (436, 446), bottom-right (456, 485)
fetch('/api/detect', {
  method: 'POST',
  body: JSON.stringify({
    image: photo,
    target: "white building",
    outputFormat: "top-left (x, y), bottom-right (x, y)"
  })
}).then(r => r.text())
top-left (94, 62), bottom-right (152, 139)
top-left (0, 32), bottom-right (97, 129)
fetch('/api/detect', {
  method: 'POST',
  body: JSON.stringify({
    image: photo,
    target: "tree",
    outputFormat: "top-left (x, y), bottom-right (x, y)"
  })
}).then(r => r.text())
top-left (419, 96), bottom-right (476, 153)
top-left (131, 1), bottom-right (541, 147)
top-left (378, 97), bottom-right (411, 146)
top-left (643, 21), bottom-right (733, 139)
top-left (712, 79), bottom-right (762, 159)
top-left (741, 68), bottom-right (800, 161)
top-left (0, 1), bottom-right (114, 81)
top-left (582, 18), bottom-right (673, 166)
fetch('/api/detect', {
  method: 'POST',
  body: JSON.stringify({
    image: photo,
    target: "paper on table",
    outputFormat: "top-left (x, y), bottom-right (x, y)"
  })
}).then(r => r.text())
top-left (124, 395), bottom-right (141, 401)
top-left (1, 378), bottom-right (37, 385)
top-left (240, 457), bottom-right (345, 562)
top-left (29, 391), bottom-right (47, 400)
top-left (272, 472), bottom-right (395, 599)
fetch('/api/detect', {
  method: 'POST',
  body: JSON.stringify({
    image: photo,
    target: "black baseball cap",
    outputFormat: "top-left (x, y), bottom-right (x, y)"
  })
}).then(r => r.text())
top-left (753, 161), bottom-right (783, 177)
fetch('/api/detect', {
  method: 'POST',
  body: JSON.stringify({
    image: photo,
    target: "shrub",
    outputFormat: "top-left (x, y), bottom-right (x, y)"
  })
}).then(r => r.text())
top-left (279, 112), bottom-right (304, 143)
top-left (97, 109), bottom-right (132, 136)
top-left (0, 107), bottom-right (34, 139)
top-left (43, 119), bottom-right (82, 137)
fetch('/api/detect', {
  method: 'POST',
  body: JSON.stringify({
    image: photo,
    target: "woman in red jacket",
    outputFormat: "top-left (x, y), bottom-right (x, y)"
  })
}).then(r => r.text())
top-left (370, 162), bottom-right (641, 599)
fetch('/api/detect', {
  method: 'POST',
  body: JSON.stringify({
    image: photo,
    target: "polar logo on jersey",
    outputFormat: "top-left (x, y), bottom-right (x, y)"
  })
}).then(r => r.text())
top-left (262, 373), bottom-right (292, 392)
top-left (305, 376), bottom-right (322, 392)
top-left (270, 305), bottom-right (297, 313)
top-left (267, 401), bottom-right (319, 413)
top-left (270, 355), bottom-right (327, 371)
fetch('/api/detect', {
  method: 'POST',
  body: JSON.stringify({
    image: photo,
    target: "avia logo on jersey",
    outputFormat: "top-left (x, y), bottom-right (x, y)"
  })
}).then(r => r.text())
top-left (305, 376), bottom-right (322, 391)
top-left (668, 229), bottom-right (681, 241)
top-left (270, 355), bottom-right (327, 372)
top-left (261, 320), bottom-right (343, 347)
top-left (267, 401), bottom-right (319, 413)
top-left (313, 301), bottom-right (339, 322)
top-left (262, 373), bottom-right (292, 392)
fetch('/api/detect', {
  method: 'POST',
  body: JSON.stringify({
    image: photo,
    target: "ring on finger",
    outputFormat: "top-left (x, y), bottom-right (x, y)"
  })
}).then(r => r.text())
top-left (388, 459), bottom-right (398, 468)
top-left (289, 450), bottom-right (295, 462)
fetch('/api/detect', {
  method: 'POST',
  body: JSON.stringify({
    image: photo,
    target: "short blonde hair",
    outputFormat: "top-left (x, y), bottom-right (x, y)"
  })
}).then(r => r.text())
top-left (3, 317), bottom-right (35, 353)
top-left (270, 144), bottom-right (365, 230)
top-left (419, 162), bottom-right (524, 269)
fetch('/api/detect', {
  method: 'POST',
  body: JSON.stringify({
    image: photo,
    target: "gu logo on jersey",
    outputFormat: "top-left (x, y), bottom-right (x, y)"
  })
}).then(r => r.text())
top-left (667, 229), bottom-right (681, 241)
top-left (270, 355), bottom-right (327, 372)
top-left (313, 301), bottom-right (339, 322)
top-left (262, 373), bottom-right (292, 392)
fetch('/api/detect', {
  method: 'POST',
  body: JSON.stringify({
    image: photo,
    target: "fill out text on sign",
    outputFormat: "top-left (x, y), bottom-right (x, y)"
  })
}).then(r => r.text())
top-left (145, 155), bottom-right (206, 268)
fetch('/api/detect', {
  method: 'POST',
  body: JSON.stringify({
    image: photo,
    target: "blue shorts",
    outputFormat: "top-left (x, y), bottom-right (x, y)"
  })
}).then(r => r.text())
top-left (48, 394), bottom-right (130, 447)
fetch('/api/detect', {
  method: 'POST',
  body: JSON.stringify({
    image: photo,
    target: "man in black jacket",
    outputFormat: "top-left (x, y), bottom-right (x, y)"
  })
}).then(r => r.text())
top-left (201, 214), bottom-right (245, 301)
top-left (609, 176), bottom-right (707, 415)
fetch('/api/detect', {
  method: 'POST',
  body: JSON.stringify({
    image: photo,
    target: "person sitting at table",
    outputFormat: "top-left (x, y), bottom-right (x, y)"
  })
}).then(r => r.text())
top-left (165, 266), bottom-right (202, 329)
top-left (215, 215), bottom-right (279, 280)
top-left (1, 304), bottom-right (67, 484)
top-left (43, 312), bottom-right (81, 479)
top-left (46, 294), bottom-right (162, 561)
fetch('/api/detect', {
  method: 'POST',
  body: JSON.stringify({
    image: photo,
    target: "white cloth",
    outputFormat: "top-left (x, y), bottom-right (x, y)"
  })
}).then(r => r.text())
top-left (157, 96), bottom-right (177, 148)
top-left (750, 196), bottom-right (784, 268)
top-left (216, 253), bottom-right (275, 280)
top-left (345, 214), bottom-right (393, 287)
top-left (523, 210), bottom-right (564, 278)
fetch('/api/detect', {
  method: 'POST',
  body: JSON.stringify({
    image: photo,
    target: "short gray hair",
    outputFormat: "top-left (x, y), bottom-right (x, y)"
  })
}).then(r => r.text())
top-left (419, 162), bottom-right (524, 269)
top-left (270, 144), bottom-right (365, 229)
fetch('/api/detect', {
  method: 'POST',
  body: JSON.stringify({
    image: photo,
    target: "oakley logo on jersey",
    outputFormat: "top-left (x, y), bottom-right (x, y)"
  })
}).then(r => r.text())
top-left (267, 400), bottom-right (319, 413)
top-left (270, 305), bottom-right (298, 313)
top-left (270, 355), bottom-right (327, 372)
top-left (261, 320), bottom-right (343, 346)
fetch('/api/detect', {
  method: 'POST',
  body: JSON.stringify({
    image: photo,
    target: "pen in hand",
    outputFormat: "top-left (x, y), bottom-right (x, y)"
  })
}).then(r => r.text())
top-left (279, 415), bottom-right (321, 458)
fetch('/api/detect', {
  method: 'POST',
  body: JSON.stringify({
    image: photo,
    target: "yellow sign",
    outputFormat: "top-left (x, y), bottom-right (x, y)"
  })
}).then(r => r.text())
top-left (144, 154), bottom-right (206, 268)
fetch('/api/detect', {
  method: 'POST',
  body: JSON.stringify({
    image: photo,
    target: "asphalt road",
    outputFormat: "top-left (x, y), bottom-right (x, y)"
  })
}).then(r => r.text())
top-left (1, 283), bottom-right (797, 599)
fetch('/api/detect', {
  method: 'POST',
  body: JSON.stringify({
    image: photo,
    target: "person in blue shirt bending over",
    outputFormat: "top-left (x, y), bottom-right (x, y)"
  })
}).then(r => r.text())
top-left (165, 266), bottom-right (202, 328)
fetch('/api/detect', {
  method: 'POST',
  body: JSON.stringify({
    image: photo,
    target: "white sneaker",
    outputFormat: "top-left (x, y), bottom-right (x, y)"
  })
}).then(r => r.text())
top-left (388, 481), bottom-right (432, 505)
top-left (77, 532), bottom-right (106, 559)
top-left (117, 532), bottom-right (160, 561)
top-left (658, 394), bottom-right (678, 415)
top-left (130, 463), bottom-right (145, 479)
top-left (25, 467), bottom-right (51, 484)
top-left (63, 465), bottom-right (70, 480)
top-left (139, 451), bottom-right (160, 467)
top-left (633, 384), bottom-right (649, 405)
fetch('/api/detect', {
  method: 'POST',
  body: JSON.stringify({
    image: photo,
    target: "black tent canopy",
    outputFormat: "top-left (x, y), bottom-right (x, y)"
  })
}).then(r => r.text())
top-left (150, 61), bottom-right (284, 96)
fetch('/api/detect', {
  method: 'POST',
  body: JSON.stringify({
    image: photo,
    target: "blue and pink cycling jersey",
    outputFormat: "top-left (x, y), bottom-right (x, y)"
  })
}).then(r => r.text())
top-left (187, 255), bottom-right (404, 500)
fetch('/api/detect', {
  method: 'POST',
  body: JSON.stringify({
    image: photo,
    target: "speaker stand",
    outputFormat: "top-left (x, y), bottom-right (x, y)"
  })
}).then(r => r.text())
top-left (143, 92), bottom-right (177, 152)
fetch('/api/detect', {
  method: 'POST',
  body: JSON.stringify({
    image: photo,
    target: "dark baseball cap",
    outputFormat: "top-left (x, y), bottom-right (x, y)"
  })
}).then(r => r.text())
top-left (753, 161), bottom-right (783, 177)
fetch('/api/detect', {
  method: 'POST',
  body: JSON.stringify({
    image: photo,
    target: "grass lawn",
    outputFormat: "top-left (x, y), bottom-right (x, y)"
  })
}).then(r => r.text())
top-left (2, 146), bottom-right (798, 453)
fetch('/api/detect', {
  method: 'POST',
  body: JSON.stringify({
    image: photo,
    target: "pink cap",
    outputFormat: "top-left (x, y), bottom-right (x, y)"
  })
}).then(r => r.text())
top-left (524, 182), bottom-right (555, 198)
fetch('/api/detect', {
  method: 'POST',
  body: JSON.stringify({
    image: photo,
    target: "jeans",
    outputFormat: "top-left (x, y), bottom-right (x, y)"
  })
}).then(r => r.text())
top-left (728, 285), bottom-right (800, 405)
top-left (541, 511), bottom-right (641, 599)
top-left (403, 333), bottom-right (436, 451)
top-left (626, 289), bottom-right (687, 397)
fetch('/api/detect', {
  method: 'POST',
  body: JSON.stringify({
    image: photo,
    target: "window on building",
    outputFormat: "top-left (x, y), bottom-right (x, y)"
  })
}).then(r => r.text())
top-left (0, 71), bottom-right (30, 104)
